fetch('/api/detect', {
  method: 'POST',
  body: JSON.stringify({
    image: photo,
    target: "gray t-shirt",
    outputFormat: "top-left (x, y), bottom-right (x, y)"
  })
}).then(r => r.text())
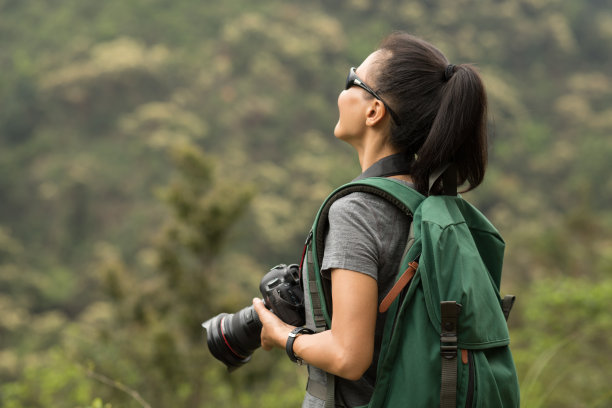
top-left (303, 184), bottom-right (412, 407)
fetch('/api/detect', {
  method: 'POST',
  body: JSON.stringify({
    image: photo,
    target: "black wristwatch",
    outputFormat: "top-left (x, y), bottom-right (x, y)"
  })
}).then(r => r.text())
top-left (286, 327), bottom-right (314, 364)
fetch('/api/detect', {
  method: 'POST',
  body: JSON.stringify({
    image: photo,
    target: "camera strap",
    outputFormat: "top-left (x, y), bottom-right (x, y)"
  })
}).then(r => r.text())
top-left (353, 152), bottom-right (414, 181)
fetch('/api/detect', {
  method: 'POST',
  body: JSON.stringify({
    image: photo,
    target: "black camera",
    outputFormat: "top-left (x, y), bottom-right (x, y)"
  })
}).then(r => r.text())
top-left (202, 264), bottom-right (305, 371)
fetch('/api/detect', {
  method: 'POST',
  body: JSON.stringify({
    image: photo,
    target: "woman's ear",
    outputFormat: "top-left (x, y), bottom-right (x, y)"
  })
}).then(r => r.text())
top-left (364, 99), bottom-right (389, 127)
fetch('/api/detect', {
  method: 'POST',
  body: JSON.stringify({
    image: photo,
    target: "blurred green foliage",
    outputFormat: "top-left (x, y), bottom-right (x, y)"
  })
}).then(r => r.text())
top-left (0, 0), bottom-right (611, 406)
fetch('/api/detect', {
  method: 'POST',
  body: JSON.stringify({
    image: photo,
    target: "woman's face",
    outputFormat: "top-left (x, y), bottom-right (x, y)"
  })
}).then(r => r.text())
top-left (333, 51), bottom-right (384, 145)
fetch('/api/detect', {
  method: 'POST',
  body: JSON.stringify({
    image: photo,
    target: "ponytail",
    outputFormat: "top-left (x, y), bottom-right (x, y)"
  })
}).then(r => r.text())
top-left (412, 64), bottom-right (488, 194)
top-left (375, 33), bottom-right (488, 195)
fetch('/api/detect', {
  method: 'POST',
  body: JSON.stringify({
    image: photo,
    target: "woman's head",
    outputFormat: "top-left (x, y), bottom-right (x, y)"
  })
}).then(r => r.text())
top-left (370, 32), bottom-right (489, 194)
top-left (334, 50), bottom-right (395, 148)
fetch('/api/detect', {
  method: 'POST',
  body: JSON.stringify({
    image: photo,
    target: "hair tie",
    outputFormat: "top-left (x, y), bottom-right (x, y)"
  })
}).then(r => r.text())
top-left (444, 64), bottom-right (455, 81)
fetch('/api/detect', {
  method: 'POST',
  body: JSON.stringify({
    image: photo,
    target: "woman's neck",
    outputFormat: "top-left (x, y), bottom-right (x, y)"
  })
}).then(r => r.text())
top-left (353, 136), bottom-right (413, 183)
top-left (357, 142), bottom-right (398, 173)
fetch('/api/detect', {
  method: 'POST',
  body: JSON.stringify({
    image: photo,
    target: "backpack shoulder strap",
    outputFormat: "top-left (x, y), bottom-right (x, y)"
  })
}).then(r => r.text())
top-left (308, 177), bottom-right (425, 326)
top-left (313, 178), bottom-right (424, 267)
top-left (304, 178), bottom-right (424, 408)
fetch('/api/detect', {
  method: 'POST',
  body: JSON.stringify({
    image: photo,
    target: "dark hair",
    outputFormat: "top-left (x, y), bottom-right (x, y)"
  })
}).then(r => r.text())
top-left (374, 32), bottom-right (488, 195)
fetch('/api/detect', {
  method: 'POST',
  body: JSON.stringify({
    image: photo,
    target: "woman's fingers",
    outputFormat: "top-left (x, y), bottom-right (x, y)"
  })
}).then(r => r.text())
top-left (252, 298), bottom-right (294, 351)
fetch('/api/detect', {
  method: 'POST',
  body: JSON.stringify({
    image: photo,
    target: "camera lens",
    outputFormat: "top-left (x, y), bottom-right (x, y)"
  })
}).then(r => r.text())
top-left (202, 263), bottom-right (305, 370)
top-left (202, 305), bottom-right (262, 371)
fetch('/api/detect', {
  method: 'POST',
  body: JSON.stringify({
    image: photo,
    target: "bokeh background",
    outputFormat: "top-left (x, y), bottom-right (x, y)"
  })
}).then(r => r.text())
top-left (1, 1), bottom-right (611, 407)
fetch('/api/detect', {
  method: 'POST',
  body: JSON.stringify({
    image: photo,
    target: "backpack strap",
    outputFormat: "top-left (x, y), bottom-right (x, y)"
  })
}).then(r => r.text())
top-left (305, 178), bottom-right (424, 407)
top-left (324, 373), bottom-right (335, 408)
top-left (305, 372), bottom-right (335, 408)
top-left (312, 180), bottom-right (423, 322)
top-left (314, 181), bottom-right (422, 270)
top-left (306, 236), bottom-right (328, 332)
top-left (440, 301), bottom-right (462, 408)
top-left (428, 162), bottom-right (457, 196)
top-left (304, 231), bottom-right (336, 407)
top-left (501, 295), bottom-right (516, 322)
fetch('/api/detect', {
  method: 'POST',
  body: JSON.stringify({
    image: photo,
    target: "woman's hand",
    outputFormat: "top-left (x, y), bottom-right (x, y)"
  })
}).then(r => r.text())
top-left (252, 269), bottom-right (377, 381)
top-left (252, 298), bottom-right (295, 350)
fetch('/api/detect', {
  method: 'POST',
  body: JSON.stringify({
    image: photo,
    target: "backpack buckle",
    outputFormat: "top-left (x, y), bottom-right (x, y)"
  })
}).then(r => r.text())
top-left (440, 301), bottom-right (462, 340)
top-left (440, 332), bottom-right (458, 360)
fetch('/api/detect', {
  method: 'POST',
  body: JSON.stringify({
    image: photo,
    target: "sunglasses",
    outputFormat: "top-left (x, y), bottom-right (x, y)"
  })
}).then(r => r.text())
top-left (345, 67), bottom-right (401, 125)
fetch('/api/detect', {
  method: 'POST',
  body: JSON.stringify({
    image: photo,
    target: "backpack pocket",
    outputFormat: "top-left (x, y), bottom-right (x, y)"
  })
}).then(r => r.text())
top-left (469, 346), bottom-right (520, 408)
top-left (457, 349), bottom-right (475, 408)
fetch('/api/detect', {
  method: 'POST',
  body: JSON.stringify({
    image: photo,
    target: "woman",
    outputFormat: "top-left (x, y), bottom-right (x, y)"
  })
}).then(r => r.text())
top-left (253, 32), bottom-right (488, 407)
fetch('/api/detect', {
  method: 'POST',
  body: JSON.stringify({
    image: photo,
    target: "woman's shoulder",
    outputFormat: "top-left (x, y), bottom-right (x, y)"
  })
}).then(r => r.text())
top-left (330, 191), bottom-right (387, 214)
top-left (328, 189), bottom-right (407, 225)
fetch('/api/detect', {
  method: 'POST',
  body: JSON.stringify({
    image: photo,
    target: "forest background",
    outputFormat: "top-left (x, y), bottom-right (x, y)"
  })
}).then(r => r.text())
top-left (1, 0), bottom-right (611, 407)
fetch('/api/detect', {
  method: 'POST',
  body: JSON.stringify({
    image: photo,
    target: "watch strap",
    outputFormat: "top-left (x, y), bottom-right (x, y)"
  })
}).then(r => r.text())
top-left (286, 327), bottom-right (314, 363)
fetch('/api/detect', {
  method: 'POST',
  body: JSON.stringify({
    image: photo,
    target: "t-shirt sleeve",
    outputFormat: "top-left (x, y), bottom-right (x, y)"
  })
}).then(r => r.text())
top-left (320, 193), bottom-right (382, 282)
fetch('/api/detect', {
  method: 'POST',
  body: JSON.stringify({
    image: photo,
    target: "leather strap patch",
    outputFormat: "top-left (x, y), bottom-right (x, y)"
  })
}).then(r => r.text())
top-left (462, 349), bottom-right (468, 365)
top-left (379, 261), bottom-right (418, 313)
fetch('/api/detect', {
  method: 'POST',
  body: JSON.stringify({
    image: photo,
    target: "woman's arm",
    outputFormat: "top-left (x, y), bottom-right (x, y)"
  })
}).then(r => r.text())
top-left (253, 268), bottom-right (378, 381)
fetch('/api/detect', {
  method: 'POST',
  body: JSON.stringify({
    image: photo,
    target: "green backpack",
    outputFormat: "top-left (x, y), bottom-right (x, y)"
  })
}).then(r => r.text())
top-left (303, 177), bottom-right (520, 408)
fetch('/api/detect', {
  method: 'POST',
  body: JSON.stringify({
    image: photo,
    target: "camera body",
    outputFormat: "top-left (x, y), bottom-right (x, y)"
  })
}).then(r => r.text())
top-left (259, 264), bottom-right (304, 326)
top-left (202, 264), bottom-right (305, 370)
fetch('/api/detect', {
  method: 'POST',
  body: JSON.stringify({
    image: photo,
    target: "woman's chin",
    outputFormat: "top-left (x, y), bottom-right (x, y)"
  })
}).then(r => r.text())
top-left (333, 124), bottom-right (349, 141)
top-left (333, 123), bottom-right (341, 138)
